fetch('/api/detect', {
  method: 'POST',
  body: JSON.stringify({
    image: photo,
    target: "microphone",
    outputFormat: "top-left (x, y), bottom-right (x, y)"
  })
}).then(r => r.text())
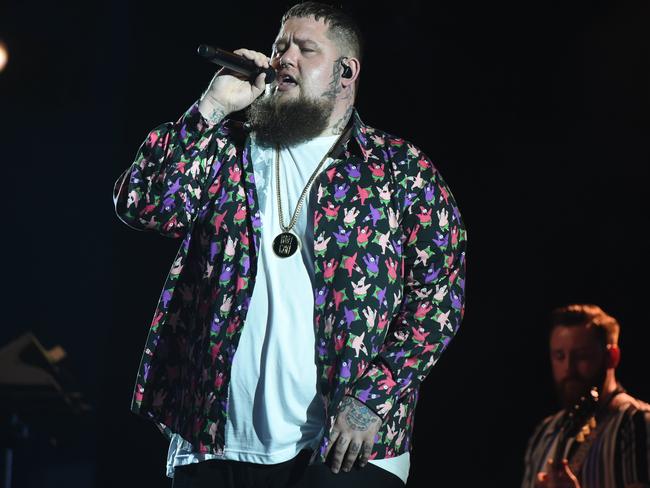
top-left (197, 45), bottom-right (276, 84)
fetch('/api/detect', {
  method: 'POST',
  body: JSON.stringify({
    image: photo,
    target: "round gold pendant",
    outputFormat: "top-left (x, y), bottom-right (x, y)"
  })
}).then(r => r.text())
top-left (273, 232), bottom-right (300, 257)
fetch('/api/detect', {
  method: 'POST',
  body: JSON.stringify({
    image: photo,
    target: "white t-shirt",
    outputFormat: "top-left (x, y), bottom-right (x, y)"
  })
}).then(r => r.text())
top-left (167, 134), bottom-right (409, 484)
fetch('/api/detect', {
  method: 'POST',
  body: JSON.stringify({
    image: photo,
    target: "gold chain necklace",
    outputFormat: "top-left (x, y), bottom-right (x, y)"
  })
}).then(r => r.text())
top-left (272, 138), bottom-right (340, 258)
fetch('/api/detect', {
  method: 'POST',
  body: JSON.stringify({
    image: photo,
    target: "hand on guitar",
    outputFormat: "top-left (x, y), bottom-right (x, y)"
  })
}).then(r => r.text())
top-left (535, 459), bottom-right (580, 488)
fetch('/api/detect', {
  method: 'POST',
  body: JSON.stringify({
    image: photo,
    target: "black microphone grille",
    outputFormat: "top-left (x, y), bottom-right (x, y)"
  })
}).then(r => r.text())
top-left (197, 44), bottom-right (215, 58)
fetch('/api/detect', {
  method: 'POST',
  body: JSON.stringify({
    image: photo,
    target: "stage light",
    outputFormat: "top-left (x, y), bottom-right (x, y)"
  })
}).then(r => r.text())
top-left (0, 40), bottom-right (8, 72)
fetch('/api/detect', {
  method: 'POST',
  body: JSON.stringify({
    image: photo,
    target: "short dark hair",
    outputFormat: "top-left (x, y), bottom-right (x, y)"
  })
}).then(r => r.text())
top-left (281, 2), bottom-right (364, 62)
top-left (549, 304), bottom-right (620, 346)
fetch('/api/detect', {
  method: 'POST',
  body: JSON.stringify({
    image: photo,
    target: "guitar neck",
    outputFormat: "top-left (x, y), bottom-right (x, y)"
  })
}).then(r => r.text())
top-left (552, 387), bottom-right (599, 468)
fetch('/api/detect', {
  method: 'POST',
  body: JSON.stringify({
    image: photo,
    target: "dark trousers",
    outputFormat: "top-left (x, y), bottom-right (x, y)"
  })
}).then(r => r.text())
top-left (172, 450), bottom-right (404, 488)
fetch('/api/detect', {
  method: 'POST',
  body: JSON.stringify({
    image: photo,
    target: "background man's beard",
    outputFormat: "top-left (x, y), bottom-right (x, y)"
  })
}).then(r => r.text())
top-left (247, 93), bottom-right (335, 148)
top-left (556, 367), bottom-right (606, 410)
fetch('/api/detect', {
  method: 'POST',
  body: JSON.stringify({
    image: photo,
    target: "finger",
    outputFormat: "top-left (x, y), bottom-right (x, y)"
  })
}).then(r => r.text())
top-left (215, 66), bottom-right (249, 82)
top-left (535, 472), bottom-right (548, 488)
top-left (233, 48), bottom-right (270, 68)
top-left (562, 459), bottom-right (579, 483)
top-left (357, 440), bottom-right (373, 468)
top-left (323, 429), bottom-right (340, 460)
top-left (330, 435), bottom-right (351, 474)
top-left (252, 72), bottom-right (267, 93)
top-left (341, 440), bottom-right (362, 472)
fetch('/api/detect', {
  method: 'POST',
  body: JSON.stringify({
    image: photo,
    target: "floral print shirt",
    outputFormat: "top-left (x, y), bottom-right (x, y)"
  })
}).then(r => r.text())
top-left (113, 101), bottom-right (467, 461)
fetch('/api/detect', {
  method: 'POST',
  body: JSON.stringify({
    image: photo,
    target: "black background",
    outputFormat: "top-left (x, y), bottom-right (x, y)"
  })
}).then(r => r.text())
top-left (1, 0), bottom-right (649, 486)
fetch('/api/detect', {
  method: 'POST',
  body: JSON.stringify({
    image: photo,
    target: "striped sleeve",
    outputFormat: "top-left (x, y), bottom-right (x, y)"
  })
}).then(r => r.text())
top-left (522, 414), bottom-right (561, 488)
top-left (618, 408), bottom-right (650, 486)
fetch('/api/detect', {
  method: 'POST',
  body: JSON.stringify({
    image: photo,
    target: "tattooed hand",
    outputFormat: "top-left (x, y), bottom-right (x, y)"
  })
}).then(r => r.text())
top-left (324, 395), bottom-right (382, 474)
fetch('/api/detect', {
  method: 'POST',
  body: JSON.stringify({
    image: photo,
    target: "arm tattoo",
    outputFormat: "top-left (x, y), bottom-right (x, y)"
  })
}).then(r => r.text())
top-left (204, 105), bottom-right (227, 126)
top-left (340, 396), bottom-right (381, 431)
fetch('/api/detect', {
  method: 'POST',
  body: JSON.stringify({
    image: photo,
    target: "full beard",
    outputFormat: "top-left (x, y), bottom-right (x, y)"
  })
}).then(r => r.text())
top-left (247, 91), bottom-right (335, 148)
top-left (556, 367), bottom-right (606, 410)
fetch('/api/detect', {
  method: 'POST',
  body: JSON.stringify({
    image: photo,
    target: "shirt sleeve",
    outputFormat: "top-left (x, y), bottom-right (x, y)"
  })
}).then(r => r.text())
top-left (521, 416), bottom-right (555, 488)
top-left (619, 408), bottom-right (650, 486)
top-left (113, 101), bottom-right (225, 238)
top-left (349, 156), bottom-right (467, 420)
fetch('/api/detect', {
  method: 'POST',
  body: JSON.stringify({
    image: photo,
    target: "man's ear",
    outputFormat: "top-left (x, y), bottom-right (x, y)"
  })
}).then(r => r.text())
top-left (340, 57), bottom-right (360, 87)
top-left (606, 343), bottom-right (621, 369)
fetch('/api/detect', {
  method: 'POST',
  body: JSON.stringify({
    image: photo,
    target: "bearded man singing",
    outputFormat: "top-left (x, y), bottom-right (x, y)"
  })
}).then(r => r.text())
top-left (114, 2), bottom-right (467, 487)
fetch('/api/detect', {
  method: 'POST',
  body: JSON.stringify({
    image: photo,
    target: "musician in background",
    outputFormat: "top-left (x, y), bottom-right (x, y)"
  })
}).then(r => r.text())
top-left (521, 304), bottom-right (650, 488)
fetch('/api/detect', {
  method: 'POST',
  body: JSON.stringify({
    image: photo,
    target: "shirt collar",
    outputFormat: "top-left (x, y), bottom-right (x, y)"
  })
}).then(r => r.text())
top-left (333, 108), bottom-right (372, 161)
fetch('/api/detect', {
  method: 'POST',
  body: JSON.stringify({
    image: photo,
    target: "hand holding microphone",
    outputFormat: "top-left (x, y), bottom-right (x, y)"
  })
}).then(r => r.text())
top-left (198, 45), bottom-right (274, 123)
top-left (198, 45), bottom-right (276, 84)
